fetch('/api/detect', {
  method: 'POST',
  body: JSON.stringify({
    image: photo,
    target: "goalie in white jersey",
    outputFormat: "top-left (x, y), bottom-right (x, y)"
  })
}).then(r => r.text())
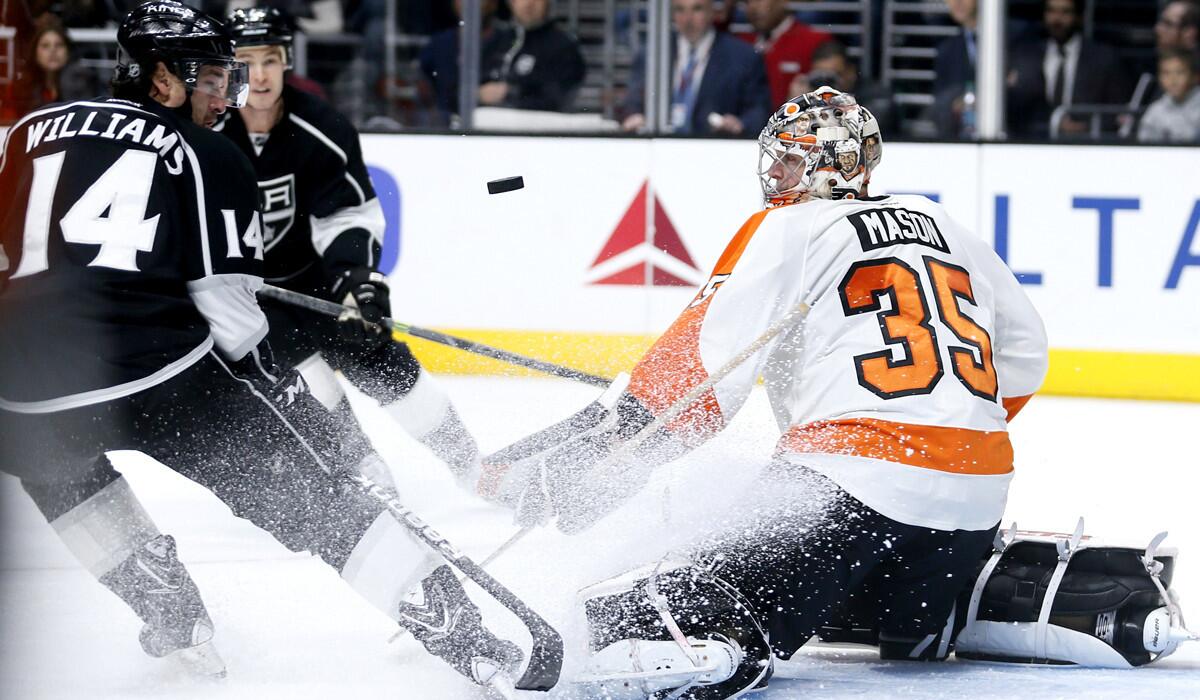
top-left (482, 88), bottom-right (1049, 697)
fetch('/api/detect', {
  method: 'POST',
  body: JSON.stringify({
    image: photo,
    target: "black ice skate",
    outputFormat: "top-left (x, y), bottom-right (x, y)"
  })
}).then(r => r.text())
top-left (100, 535), bottom-right (226, 677)
top-left (397, 564), bottom-right (524, 685)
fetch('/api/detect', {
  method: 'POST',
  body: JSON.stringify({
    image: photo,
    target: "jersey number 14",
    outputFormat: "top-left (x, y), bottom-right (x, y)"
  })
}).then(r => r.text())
top-left (839, 257), bottom-right (998, 402)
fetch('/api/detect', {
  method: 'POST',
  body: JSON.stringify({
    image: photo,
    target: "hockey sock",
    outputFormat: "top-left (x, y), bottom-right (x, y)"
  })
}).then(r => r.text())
top-left (46, 476), bottom-right (216, 658)
top-left (339, 512), bottom-right (441, 620)
top-left (382, 369), bottom-right (481, 483)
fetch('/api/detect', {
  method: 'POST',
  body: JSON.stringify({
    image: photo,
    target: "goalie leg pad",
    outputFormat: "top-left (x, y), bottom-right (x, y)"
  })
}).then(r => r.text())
top-left (954, 524), bottom-right (1196, 668)
top-left (579, 557), bottom-right (772, 699)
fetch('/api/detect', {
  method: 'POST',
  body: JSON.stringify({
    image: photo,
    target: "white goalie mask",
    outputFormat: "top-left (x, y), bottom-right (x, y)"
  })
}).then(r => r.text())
top-left (757, 87), bottom-right (883, 207)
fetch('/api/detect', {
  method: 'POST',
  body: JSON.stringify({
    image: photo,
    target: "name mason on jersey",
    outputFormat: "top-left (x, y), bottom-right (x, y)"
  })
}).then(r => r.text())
top-left (849, 206), bottom-right (950, 255)
top-left (23, 108), bottom-right (186, 173)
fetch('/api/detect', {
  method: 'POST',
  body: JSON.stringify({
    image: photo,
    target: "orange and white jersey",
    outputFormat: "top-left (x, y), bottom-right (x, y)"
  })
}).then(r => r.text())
top-left (626, 194), bottom-right (1048, 531)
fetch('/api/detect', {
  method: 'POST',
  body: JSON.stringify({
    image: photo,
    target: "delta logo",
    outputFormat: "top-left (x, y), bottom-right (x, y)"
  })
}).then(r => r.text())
top-left (586, 181), bottom-right (704, 287)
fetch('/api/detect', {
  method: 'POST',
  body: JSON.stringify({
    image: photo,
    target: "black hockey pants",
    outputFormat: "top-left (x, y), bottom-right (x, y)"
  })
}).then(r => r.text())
top-left (0, 352), bottom-right (384, 570)
top-left (692, 462), bottom-right (998, 659)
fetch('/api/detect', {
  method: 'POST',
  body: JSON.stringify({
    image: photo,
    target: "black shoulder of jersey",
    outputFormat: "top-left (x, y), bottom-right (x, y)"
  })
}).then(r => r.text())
top-left (283, 84), bottom-right (361, 147)
top-left (178, 116), bottom-right (258, 180)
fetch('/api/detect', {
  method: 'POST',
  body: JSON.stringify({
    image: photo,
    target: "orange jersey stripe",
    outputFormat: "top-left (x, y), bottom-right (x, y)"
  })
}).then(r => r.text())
top-left (627, 209), bottom-right (773, 436)
top-left (778, 417), bottom-right (1014, 475)
top-left (1003, 394), bottom-right (1033, 421)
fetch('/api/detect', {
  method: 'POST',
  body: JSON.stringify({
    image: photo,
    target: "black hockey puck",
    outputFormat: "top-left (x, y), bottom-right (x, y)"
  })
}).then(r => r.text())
top-left (487, 176), bottom-right (525, 194)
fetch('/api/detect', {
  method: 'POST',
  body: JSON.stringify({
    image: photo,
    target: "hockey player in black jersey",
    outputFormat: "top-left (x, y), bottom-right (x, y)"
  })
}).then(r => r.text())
top-left (0, 1), bottom-right (521, 686)
top-left (218, 6), bottom-right (483, 487)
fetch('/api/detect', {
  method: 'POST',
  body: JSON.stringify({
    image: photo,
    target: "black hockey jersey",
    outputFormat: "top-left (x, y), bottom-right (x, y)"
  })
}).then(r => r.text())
top-left (215, 86), bottom-right (384, 296)
top-left (0, 98), bottom-right (266, 410)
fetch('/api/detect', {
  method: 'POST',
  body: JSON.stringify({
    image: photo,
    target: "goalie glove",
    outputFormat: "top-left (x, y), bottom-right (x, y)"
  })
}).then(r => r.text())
top-left (329, 267), bottom-right (391, 348)
top-left (479, 379), bottom-right (687, 533)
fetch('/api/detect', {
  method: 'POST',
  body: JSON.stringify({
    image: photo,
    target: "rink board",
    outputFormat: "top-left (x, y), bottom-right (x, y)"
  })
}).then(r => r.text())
top-left (359, 135), bottom-right (1200, 402)
top-left (0, 125), bottom-right (1196, 400)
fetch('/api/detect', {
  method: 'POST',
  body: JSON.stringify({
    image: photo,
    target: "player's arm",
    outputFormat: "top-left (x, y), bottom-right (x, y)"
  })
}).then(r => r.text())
top-left (183, 137), bottom-right (269, 363)
top-left (0, 122), bottom-right (27, 288)
top-left (984, 249), bottom-right (1049, 421)
top-left (308, 117), bottom-right (389, 346)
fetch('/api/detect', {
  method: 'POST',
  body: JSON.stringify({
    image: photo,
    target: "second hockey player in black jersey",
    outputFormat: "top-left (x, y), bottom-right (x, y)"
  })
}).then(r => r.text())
top-left (217, 7), bottom-right (482, 486)
top-left (0, 2), bottom-right (522, 685)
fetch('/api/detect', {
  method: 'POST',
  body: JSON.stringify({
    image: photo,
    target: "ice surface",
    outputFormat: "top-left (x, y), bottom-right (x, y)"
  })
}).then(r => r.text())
top-left (2, 376), bottom-right (1197, 698)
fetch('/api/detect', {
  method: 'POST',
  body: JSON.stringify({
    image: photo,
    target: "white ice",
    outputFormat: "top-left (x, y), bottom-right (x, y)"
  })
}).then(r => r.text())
top-left (2, 376), bottom-right (1197, 699)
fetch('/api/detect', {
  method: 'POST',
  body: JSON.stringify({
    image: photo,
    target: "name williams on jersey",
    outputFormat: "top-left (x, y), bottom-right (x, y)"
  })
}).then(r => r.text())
top-left (21, 104), bottom-right (187, 174)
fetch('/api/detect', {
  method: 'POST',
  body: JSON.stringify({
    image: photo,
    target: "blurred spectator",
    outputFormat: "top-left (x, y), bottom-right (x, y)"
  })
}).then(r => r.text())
top-left (1007, 0), bottom-right (1130, 139)
top-left (789, 39), bottom-right (898, 134)
top-left (622, 0), bottom-right (771, 136)
top-left (932, 0), bottom-right (980, 138)
top-left (478, 0), bottom-right (585, 112)
top-left (1156, 1), bottom-right (1199, 53)
top-left (738, 0), bottom-right (831, 106)
top-left (28, 0), bottom-right (111, 27)
top-left (1, 13), bottom-right (103, 122)
top-left (419, 0), bottom-right (502, 124)
top-left (1138, 48), bottom-right (1200, 142)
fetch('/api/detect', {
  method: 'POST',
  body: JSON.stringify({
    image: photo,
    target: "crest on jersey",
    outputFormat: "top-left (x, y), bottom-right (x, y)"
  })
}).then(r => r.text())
top-left (257, 174), bottom-right (296, 251)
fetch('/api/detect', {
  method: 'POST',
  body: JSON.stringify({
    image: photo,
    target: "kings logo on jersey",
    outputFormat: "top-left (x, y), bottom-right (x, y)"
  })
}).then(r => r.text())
top-left (257, 174), bottom-right (296, 251)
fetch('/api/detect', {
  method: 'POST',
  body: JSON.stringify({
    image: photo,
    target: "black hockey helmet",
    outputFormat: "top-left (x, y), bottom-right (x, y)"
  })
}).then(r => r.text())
top-left (227, 7), bottom-right (296, 68)
top-left (113, 0), bottom-right (249, 108)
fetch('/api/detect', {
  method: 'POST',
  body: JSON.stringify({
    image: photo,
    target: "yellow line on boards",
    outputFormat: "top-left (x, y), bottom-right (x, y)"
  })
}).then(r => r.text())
top-left (397, 329), bottom-right (1200, 403)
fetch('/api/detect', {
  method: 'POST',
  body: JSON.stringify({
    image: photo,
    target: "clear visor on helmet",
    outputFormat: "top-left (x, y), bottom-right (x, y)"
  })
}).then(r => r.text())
top-left (179, 58), bottom-right (250, 109)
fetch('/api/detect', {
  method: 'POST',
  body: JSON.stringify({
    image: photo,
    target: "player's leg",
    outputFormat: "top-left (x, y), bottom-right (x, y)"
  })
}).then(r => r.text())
top-left (321, 325), bottom-right (483, 486)
top-left (261, 299), bottom-right (400, 491)
top-left (872, 523), bottom-right (999, 661)
top-left (0, 401), bottom-right (223, 674)
top-left (690, 461), bottom-right (894, 660)
top-left (136, 352), bottom-right (517, 683)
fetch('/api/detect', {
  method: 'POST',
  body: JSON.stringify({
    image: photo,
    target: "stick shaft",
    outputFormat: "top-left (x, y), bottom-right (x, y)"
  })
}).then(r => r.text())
top-left (259, 285), bottom-right (611, 387)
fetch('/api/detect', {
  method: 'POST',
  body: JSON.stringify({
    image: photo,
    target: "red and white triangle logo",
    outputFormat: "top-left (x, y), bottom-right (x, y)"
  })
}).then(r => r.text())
top-left (586, 180), bottom-right (704, 287)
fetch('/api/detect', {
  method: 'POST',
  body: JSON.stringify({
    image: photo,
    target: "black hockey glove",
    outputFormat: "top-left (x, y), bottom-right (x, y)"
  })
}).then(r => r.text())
top-left (329, 268), bottom-right (391, 349)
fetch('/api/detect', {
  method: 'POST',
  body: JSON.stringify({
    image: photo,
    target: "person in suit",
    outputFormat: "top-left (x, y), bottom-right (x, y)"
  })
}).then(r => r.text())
top-left (932, 0), bottom-right (981, 138)
top-left (1006, 0), bottom-right (1131, 138)
top-left (621, 0), bottom-right (771, 136)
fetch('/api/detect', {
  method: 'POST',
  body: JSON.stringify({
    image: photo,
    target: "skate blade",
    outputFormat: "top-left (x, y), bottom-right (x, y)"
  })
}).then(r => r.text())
top-left (170, 640), bottom-right (227, 678)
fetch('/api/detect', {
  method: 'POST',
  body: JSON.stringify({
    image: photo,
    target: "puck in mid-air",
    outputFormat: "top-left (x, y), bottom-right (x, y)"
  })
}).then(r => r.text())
top-left (487, 176), bottom-right (525, 194)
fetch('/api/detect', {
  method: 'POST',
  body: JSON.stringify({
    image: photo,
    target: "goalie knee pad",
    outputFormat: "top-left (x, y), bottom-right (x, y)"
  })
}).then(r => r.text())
top-left (578, 557), bottom-right (772, 699)
top-left (954, 520), bottom-right (1197, 668)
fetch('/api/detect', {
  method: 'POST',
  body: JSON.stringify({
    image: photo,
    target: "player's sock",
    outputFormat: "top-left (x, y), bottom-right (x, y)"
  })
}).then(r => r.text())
top-left (339, 511), bottom-right (441, 619)
top-left (382, 369), bottom-right (482, 484)
top-left (47, 477), bottom-right (223, 674)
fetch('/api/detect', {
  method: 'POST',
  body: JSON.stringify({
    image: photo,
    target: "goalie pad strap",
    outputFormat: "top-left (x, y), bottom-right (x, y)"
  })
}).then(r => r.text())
top-left (1035, 518), bottom-right (1085, 660)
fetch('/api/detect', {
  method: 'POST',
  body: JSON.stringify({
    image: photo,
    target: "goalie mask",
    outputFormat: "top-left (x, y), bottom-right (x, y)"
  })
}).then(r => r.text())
top-left (114, 0), bottom-right (249, 109)
top-left (757, 87), bottom-right (883, 207)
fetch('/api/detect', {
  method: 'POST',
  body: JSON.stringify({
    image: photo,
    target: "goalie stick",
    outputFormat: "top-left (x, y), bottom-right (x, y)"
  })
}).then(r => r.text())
top-left (258, 285), bottom-right (611, 387)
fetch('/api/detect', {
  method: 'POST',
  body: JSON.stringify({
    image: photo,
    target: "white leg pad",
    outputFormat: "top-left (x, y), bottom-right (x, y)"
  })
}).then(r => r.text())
top-left (340, 512), bottom-right (441, 620)
top-left (295, 353), bottom-right (346, 411)
top-left (51, 477), bottom-right (160, 578)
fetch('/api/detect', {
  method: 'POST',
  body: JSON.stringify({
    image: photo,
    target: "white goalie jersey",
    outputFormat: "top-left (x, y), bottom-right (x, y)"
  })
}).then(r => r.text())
top-left (626, 194), bottom-right (1049, 531)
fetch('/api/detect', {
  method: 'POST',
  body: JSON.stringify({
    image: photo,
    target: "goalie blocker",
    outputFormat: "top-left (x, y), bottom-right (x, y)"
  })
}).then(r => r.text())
top-left (817, 520), bottom-right (1198, 668)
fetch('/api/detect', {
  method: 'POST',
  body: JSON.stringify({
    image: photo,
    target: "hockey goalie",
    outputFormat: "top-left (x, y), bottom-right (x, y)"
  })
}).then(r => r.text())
top-left (476, 87), bottom-right (1197, 698)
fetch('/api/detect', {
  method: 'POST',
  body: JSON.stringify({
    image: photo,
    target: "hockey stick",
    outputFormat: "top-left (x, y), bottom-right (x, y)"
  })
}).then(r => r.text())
top-left (349, 472), bottom-right (563, 692)
top-left (259, 285), bottom-right (612, 387)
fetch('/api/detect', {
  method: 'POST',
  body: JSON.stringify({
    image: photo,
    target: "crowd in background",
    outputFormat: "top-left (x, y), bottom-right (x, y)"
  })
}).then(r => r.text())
top-left (1, 0), bottom-right (1198, 143)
